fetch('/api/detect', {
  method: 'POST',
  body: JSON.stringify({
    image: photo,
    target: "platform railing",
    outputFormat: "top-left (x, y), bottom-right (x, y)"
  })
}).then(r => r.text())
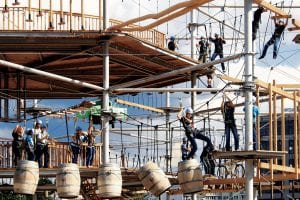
top-left (0, 7), bottom-right (165, 47)
top-left (0, 140), bottom-right (102, 168)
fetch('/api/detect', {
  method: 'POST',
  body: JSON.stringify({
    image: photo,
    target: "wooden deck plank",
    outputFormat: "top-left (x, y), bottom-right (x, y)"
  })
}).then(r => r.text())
top-left (212, 150), bottom-right (287, 160)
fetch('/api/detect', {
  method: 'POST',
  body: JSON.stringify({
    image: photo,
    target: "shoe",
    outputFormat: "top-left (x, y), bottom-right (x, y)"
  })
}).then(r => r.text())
top-left (258, 56), bottom-right (264, 59)
top-left (207, 84), bottom-right (212, 88)
top-left (273, 54), bottom-right (277, 59)
top-left (222, 70), bottom-right (226, 73)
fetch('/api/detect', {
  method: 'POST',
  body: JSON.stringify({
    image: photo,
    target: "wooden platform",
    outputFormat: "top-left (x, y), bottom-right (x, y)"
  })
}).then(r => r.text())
top-left (212, 150), bottom-right (287, 160)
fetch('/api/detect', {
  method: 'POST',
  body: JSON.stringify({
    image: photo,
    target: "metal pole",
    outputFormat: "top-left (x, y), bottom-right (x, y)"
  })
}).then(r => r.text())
top-left (165, 89), bottom-right (170, 172)
top-left (0, 59), bottom-right (103, 91)
top-left (244, 1), bottom-right (254, 200)
top-left (102, 0), bottom-right (110, 164)
top-left (99, 0), bottom-right (102, 31)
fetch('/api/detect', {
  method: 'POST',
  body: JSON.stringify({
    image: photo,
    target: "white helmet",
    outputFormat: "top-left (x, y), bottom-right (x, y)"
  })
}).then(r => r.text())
top-left (185, 107), bottom-right (193, 114)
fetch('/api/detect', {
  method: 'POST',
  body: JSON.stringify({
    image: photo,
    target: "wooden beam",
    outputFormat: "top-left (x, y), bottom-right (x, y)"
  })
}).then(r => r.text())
top-left (254, 0), bottom-right (291, 18)
top-left (259, 162), bottom-right (297, 173)
top-left (288, 19), bottom-right (300, 31)
top-left (109, 0), bottom-right (212, 32)
top-left (116, 98), bottom-right (165, 114)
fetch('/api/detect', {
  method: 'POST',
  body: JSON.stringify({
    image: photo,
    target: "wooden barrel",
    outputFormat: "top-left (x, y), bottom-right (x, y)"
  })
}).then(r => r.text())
top-left (137, 161), bottom-right (171, 197)
top-left (97, 163), bottom-right (122, 198)
top-left (178, 159), bottom-right (203, 194)
top-left (13, 160), bottom-right (39, 195)
top-left (56, 163), bottom-right (81, 198)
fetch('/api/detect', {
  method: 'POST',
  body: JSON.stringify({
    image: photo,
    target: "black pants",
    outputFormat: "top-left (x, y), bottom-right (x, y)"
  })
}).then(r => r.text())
top-left (194, 129), bottom-right (214, 150)
top-left (35, 144), bottom-right (49, 168)
top-left (200, 147), bottom-right (215, 175)
top-left (12, 141), bottom-right (23, 167)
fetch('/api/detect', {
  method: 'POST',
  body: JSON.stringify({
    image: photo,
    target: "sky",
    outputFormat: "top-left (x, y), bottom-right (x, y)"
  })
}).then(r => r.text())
top-left (1, 0), bottom-right (300, 175)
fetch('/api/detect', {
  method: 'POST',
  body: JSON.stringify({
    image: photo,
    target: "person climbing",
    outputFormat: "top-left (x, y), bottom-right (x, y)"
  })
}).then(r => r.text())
top-left (181, 137), bottom-right (190, 161)
top-left (221, 94), bottom-right (239, 151)
top-left (252, 6), bottom-right (266, 41)
top-left (209, 33), bottom-right (226, 73)
top-left (200, 144), bottom-right (215, 175)
top-left (177, 107), bottom-right (214, 159)
top-left (168, 36), bottom-right (178, 51)
top-left (258, 17), bottom-right (288, 59)
top-left (12, 125), bottom-right (24, 167)
top-left (197, 36), bottom-right (209, 63)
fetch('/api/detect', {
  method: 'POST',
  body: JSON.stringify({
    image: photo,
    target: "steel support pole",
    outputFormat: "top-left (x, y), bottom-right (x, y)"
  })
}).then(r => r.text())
top-left (190, 10), bottom-right (196, 59)
top-left (165, 89), bottom-right (170, 172)
top-left (244, 1), bottom-right (254, 200)
top-left (102, 0), bottom-right (110, 164)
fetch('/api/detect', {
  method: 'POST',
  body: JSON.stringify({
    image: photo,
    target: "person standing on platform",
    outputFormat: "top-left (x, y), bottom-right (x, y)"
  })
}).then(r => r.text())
top-left (221, 94), bottom-right (239, 151)
top-left (200, 144), bottom-right (215, 175)
top-left (85, 126), bottom-right (96, 168)
top-left (209, 33), bottom-right (226, 73)
top-left (12, 125), bottom-right (24, 167)
top-left (35, 124), bottom-right (50, 168)
top-left (25, 129), bottom-right (35, 161)
top-left (252, 100), bottom-right (260, 150)
top-left (181, 137), bottom-right (190, 161)
top-left (70, 126), bottom-right (84, 164)
top-left (197, 36), bottom-right (209, 63)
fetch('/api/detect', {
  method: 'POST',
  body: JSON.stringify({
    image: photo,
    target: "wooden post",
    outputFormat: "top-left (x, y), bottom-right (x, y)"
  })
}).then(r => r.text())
top-left (293, 91), bottom-right (298, 175)
top-left (81, 0), bottom-right (84, 30)
top-left (48, 0), bottom-right (54, 30)
top-left (26, 0), bottom-right (33, 22)
top-left (281, 95), bottom-right (286, 166)
top-left (37, 0), bottom-right (42, 17)
top-left (298, 91), bottom-right (300, 174)
top-left (69, 0), bottom-right (73, 31)
top-left (58, 0), bottom-right (65, 25)
top-left (273, 80), bottom-right (277, 164)
top-left (99, 0), bottom-right (102, 31)
top-left (268, 83), bottom-right (274, 199)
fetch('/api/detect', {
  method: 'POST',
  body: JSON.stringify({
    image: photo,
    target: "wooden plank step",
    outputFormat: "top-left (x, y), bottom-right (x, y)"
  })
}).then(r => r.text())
top-left (254, 0), bottom-right (291, 18)
top-left (212, 150), bottom-right (287, 160)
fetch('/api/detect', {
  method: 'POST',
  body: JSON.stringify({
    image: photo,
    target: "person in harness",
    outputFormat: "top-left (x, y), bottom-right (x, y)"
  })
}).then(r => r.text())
top-left (200, 144), bottom-right (216, 175)
top-left (181, 137), bottom-right (190, 161)
top-left (35, 124), bottom-right (50, 168)
top-left (12, 125), bottom-right (24, 167)
top-left (70, 126), bottom-right (84, 164)
top-left (197, 36), bottom-right (209, 63)
top-left (25, 129), bottom-right (35, 161)
top-left (259, 17), bottom-right (288, 59)
top-left (177, 107), bottom-right (214, 159)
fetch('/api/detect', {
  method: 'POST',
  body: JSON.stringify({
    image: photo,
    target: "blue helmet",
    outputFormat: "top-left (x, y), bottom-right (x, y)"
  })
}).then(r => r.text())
top-left (41, 124), bottom-right (47, 129)
top-left (76, 126), bottom-right (82, 131)
top-left (170, 36), bottom-right (175, 41)
top-left (36, 119), bottom-right (42, 124)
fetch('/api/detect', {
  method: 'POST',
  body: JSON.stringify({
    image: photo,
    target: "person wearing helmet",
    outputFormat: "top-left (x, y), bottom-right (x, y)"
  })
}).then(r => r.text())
top-left (177, 107), bottom-right (214, 159)
top-left (12, 125), bottom-right (24, 166)
top-left (209, 33), bottom-right (226, 73)
top-left (70, 126), bottom-right (84, 164)
top-left (168, 36), bottom-right (178, 51)
top-left (25, 129), bottom-right (35, 161)
top-left (181, 137), bottom-right (189, 160)
top-left (33, 119), bottom-right (43, 147)
top-left (221, 94), bottom-right (239, 151)
top-left (259, 17), bottom-right (288, 59)
top-left (197, 36), bottom-right (209, 63)
top-left (35, 124), bottom-right (50, 168)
